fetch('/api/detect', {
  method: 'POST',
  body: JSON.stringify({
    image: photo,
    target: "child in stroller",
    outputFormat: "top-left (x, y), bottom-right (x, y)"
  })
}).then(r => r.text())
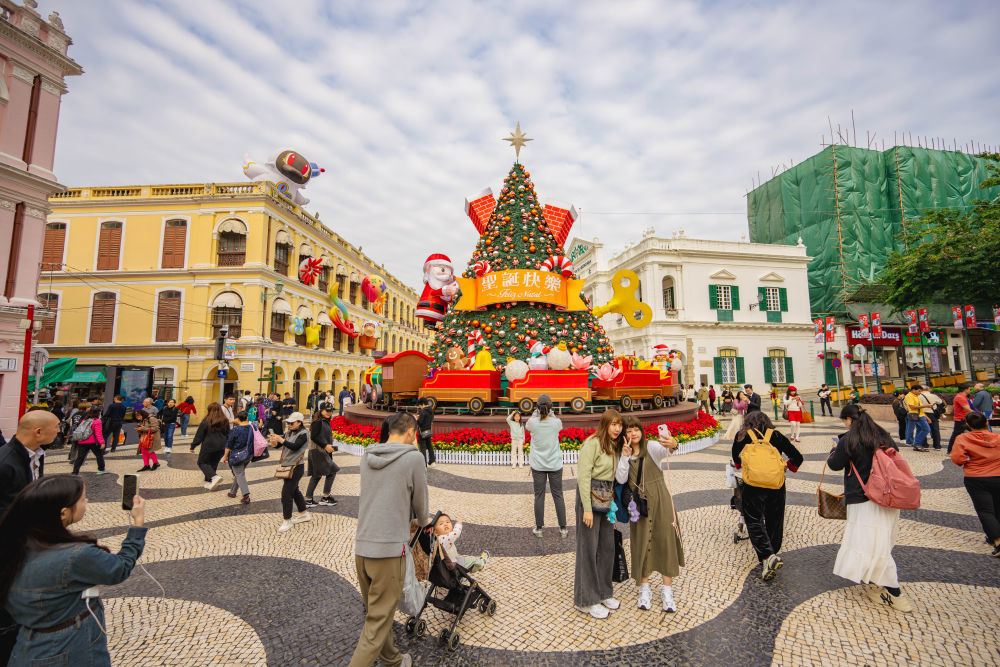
top-left (404, 511), bottom-right (497, 652)
top-left (433, 513), bottom-right (489, 573)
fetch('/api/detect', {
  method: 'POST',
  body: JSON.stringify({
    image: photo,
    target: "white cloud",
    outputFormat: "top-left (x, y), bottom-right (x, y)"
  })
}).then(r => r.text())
top-left (46, 0), bottom-right (1000, 287)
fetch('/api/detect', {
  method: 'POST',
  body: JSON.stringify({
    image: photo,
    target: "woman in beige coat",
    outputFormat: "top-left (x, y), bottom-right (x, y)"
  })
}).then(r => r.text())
top-left (616, 414), bottom-right (684, 612)
top-left (135, 409), bottom-right (162, 471)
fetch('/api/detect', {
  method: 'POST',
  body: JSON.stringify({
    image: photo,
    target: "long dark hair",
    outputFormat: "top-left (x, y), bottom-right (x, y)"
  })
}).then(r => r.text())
top-left (739, 410), bottom-right (774, 440)
top-left (0, 476), bottom-right (107, 600)
top-left (595, 408), bottom-right (624, 456)
top-left (839, 404), bottom-right (894, 456)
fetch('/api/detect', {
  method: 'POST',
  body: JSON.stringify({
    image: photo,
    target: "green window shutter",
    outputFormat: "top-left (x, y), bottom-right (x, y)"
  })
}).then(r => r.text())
top-left (731, 286), bottom-right (740, 311)
top-left (767, 310), bottom-right (783, 323)
top-left (779, 287), bottom-right (788, 312)
top-left (717, 309), bottom-right (733, 322)
top-left (713, 357), bottom-right (723, 384)
top-left (758, 287), bottom-right (767, 311)
top-left (709, 284), bottom-right (718, 310)
top-left (735, 357), bottom-right (745, 383)
top-left (784, 356), bottom-right (794, 383)
top-left (763, 357), bottom-right (773, 383)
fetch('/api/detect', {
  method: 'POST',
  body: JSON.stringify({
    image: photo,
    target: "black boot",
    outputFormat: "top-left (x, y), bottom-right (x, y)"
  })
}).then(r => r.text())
top-left (137, 465), bottom-right (151, 472)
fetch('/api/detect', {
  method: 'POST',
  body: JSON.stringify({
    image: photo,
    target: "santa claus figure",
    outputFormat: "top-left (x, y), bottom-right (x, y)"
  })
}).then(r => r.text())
top-left (416, 253), bottom-right (459, 329)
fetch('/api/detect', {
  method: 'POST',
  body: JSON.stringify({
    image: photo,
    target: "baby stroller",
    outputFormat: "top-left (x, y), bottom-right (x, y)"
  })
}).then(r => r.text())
top-left (404, 511), bottom-right (497, 652)
top-left (726, 461), bottom-right (749, 544)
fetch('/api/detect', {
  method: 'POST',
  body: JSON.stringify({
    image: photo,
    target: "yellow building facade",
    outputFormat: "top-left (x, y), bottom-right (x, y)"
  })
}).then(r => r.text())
top-left (39, 181), bottom-right (432, 411)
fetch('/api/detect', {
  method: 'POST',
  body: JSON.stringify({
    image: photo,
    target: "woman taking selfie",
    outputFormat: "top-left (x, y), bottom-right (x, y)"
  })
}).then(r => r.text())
top-left (0, 475), bottom-right (147, 665)
top-left (616, 415), bottom-right (684, 612)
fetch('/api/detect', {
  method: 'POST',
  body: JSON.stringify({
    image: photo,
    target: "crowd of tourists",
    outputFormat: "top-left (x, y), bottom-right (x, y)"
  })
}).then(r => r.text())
top-left (0, 374), bottom-right (998, 665)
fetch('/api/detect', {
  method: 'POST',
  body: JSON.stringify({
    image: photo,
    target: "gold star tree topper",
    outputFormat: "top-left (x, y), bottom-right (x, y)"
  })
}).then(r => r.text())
top-left (503, 122), bottom-right (533, 160)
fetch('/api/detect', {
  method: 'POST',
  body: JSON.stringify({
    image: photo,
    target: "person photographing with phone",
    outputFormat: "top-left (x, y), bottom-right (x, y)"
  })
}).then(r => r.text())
top-left (0, 475), bottom-right (148, 665)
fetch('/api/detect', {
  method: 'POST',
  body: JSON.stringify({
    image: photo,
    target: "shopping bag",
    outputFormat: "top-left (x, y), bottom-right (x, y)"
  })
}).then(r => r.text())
top-left (398, 545), bottom-right (426, 616)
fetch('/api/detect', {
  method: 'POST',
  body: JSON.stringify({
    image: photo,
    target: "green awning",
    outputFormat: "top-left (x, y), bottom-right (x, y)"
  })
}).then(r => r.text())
top-left (26, 358), bottom-right (77, 391)
top-left (67, 371), bottom-right (106, 384)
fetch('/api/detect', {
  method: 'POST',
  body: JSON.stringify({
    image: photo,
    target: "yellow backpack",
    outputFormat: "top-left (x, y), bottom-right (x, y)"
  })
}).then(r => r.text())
top-left (740, 428), bottom-right (786, 489)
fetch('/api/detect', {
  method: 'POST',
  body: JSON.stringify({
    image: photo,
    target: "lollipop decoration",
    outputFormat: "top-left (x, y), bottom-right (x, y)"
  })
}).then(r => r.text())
top-left (540, 254), bottom-right (574, 278)
top-left (299, 257), bottom-right (324, 285)
top-left (471, 260), bottom-right (492, 277)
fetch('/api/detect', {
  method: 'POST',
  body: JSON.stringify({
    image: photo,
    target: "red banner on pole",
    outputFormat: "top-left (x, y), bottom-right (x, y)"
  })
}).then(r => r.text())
top-left (917, 307), bottom-right (930, 333)
top-left (964, 304), bottom-right (976, 329)
top-left (871, 312), bottom-right (882, 337)
top-left (905, 309), bottom-right (918, 334)
top-left (825, 316), bottom-right (836, 343)
top-left (813, 318), bottom-right (824, 344)
top-left (952, 306), bottom-right (964, 329)
top-left (858, 314), bottom-right (870, 339)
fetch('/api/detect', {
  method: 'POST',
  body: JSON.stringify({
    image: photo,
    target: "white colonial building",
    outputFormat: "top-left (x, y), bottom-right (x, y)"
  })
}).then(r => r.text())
top-left (570, 229), bottom-right (820, 391)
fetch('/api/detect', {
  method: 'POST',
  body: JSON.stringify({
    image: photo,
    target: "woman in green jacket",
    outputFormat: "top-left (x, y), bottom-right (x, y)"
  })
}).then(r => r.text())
top-left (574, 408), bottom-right (623, 619)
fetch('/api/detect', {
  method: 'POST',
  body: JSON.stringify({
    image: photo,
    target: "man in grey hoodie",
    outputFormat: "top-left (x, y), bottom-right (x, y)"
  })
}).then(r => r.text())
top-left (350, 412), bottom-right (428, 667)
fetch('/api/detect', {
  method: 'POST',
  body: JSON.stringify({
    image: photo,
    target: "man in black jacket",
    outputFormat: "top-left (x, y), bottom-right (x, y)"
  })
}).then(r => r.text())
top-left (103, 394), bottom-right (127, 452)
top-left (744, 384), bottom-right (762, 412)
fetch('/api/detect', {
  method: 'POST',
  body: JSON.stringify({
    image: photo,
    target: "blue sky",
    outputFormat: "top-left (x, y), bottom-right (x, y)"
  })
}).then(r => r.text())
top-left (48, 0), bottom-right (1000, 288)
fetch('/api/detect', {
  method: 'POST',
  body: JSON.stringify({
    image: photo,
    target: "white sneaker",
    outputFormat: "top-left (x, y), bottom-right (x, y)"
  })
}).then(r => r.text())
top-left (577, 604), bottom-right (609, 619)
top-left (278, 520), bottom-right (294, 532)
top-left (532, 527), bottom-right (544, 538)
top-left (291, 511), bottom-right (311, 524)
top-left (559, 528), bottom-right (569, 538)
top-left (208, 475), bottom-right (222, 491)
top-left (661, 585), bottom-right (677, 613)
top-left (637, 583), bottom-right (652, 610)
top-left (601, 597), bottom-right (620, 610)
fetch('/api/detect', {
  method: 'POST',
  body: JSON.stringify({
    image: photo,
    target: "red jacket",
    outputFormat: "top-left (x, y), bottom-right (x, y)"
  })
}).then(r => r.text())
top-left (950, 429), bottom-right (1000, 477)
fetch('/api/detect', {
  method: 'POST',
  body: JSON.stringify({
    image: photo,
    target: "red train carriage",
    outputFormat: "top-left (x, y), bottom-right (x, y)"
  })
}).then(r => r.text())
top-left (592, 368), bottom-right (668, 410)
top-left (507, 370), bottom-right (592, 413)
top-left (418, 370), bottom-right (502, 414)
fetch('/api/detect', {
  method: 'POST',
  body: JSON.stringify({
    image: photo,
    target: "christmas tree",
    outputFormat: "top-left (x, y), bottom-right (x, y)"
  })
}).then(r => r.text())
top-left (428, 156), bottom-right (614, 371)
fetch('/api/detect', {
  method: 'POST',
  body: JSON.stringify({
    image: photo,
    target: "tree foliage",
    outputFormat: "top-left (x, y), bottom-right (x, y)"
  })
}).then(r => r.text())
top-left (879, 155), bottom-right (1000, 311)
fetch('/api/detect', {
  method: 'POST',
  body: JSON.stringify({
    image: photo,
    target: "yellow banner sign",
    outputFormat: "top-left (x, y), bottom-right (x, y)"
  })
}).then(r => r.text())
top-left (454, 270), bottom-right (586, 312)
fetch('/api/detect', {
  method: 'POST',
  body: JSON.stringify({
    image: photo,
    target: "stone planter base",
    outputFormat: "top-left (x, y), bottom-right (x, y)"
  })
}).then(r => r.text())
top-left (334, 432), bottom-right (720, 466)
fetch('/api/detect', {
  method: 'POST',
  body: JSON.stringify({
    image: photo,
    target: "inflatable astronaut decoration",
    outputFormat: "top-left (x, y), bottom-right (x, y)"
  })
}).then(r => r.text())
top-left (243, 150), bottom-right (324, 206)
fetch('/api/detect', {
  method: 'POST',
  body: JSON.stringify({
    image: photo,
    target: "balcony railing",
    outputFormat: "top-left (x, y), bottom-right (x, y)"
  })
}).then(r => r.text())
top-left (217, 251), bottom-right (246, 267)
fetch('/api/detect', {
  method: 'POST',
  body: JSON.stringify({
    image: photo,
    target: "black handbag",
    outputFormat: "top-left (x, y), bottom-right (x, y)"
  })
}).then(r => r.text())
top-left (612, 529), bottom-right (629, 583)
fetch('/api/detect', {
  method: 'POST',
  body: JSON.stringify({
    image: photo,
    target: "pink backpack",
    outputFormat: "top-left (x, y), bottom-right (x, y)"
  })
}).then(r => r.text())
top-left (251, 425), bottom-right (268, 457)
top-left (851, 447), bottom-right (921, 510)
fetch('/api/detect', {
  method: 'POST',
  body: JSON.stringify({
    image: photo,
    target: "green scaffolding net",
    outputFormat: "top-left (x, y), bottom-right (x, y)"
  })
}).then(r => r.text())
top-left (748, 146), bottom-right (1000, 317)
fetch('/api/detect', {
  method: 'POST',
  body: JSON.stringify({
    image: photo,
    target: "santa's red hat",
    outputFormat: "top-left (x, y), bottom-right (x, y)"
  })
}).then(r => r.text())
top-left (423, 253), bottom-right (452, 272)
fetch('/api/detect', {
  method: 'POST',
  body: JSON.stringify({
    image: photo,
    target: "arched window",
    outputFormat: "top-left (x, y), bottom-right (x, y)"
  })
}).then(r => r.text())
top-left (216, 220), bottom-right (247, 266)
top-left (211, 291), bottom-right (243, 338)
top-left (97, 221), bottom-right (123, 270)
top-left (162, 220), bottom-right (187, 268)
top-left (661, 276), bottom-right (676, 311)
top-left (42, 223), bottom-right (66, 271)
top-left (155, 290), bottom-right (181, 342)
top-left (37, 293), bottom-right (58, 344)
top-left (274, 230), bottom-right (291, 275)
top-left (89, 292), bottom-right (117, 343)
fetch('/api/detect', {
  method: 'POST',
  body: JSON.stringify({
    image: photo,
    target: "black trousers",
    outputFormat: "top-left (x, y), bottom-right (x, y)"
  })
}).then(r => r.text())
top-left (820, 397), bottom-right (832, 416)
top-left (947, 421), bottom-right (968, 454)
top-left (927, 413), bottom-right (941, 448)
top-left (531, 468), bottom-right (567, 529)
top-left (896, 415), bottom-right (907, 441)
top-left (197, 448), bottom-right (225, 482)
top-left (281, 464), bottom-right (307, 519)
top-left (72, 441), bottom-right (105, 473)
top-left (964, 476), bottom-right (1000, 542)
top-left (307, 460), bottom-right (340, 498)
top-left (419, 435), bottom-right (436, 465)
top-left (739, 483), bottom-right (786, 562)
top-left (103, 421), bottom-right (123, 451)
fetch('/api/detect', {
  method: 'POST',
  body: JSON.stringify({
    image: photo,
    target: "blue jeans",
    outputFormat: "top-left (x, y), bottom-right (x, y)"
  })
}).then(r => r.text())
top-left (905, 415), bottom-right (929, 446)
top-left (164, 422), bottom-right (176, 450)
top-left (179, 412), bottom-right (191, 436)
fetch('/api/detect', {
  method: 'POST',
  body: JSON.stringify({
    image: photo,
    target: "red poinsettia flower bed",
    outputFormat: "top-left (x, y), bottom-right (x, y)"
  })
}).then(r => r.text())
top-left (330, 412), bottom-right (720, 454)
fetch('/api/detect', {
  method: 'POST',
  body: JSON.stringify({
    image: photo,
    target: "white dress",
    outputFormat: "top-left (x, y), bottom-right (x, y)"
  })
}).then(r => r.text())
top-left (833, 500), bottom-right (900, 587)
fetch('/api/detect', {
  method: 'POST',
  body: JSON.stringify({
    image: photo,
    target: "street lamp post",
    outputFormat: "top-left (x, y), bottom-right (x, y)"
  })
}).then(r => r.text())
top-left (259, 280), bottom-right (284, 394)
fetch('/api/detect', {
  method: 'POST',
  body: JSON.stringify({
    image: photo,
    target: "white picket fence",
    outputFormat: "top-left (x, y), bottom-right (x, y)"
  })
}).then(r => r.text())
top-left (334, 431), bottom-right (719, 466)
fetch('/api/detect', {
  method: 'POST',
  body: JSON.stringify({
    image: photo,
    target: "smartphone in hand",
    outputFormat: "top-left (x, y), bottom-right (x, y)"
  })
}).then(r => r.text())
top-left (122, 474), bottom-right (139, 511)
